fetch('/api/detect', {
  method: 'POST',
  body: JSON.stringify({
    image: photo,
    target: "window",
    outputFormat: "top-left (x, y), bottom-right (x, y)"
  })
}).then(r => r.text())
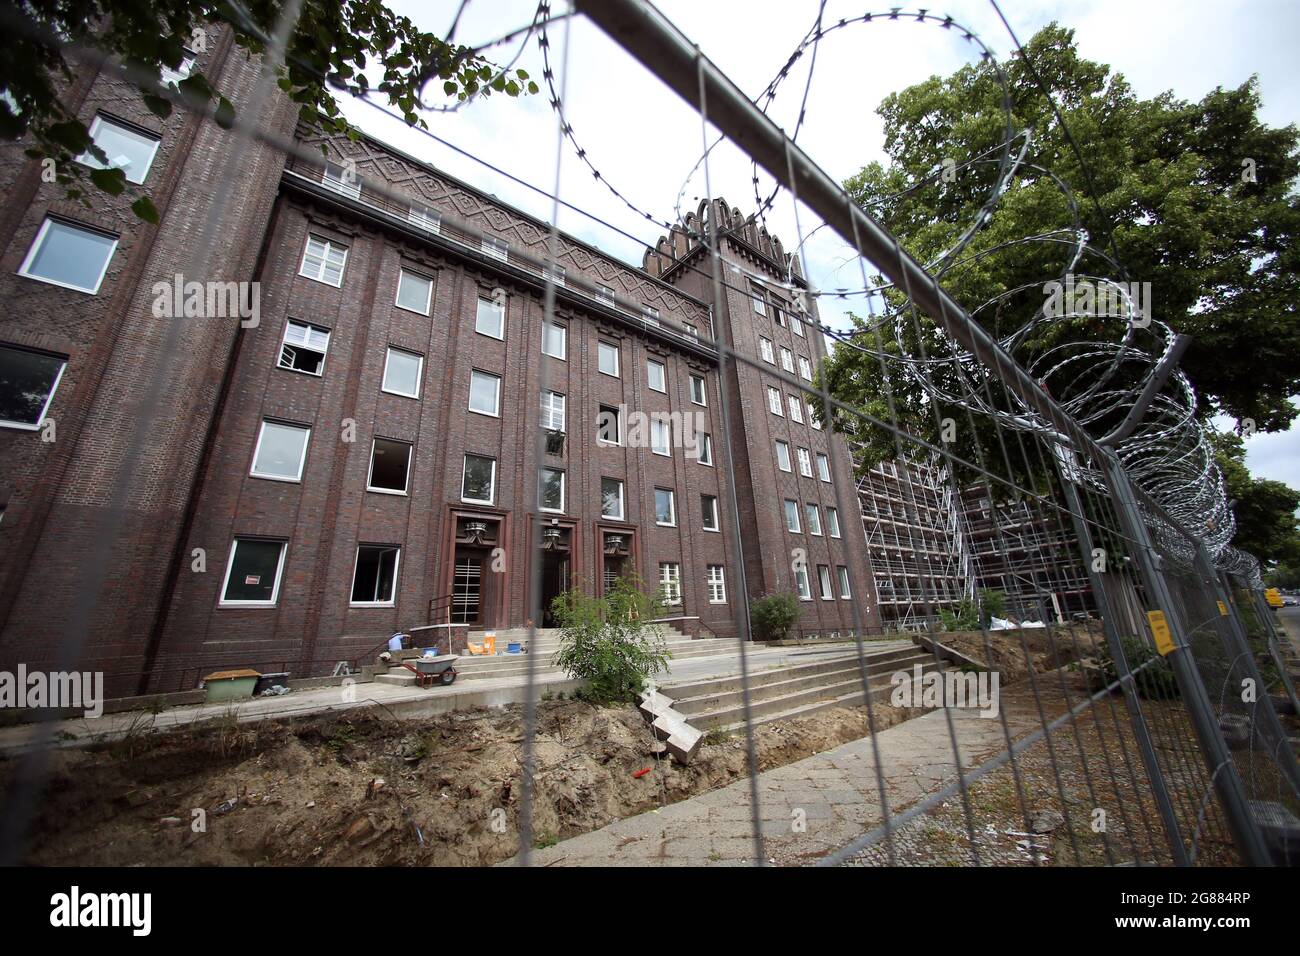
top-left (541, 390), bottom-right (566, 432)
top-left (773, 305), bottom-right (787, 328)
top-left (775, 440), bottom-right (792, 473)
top-left (596, 284), bottom-right (616, 306)
top-left (805, 504), bottom-right (823, 536)
top-left (597, 405), bottom-right (622, 445)
top-left (707, 565), bottom-right (727, 604)
top-left (647, 358), bottom-right (666, 393)
top-left (794, 564), bottom-right (811, 600)
top-left (698, 432), bottom-right (713, 466)
top-left (538, 468), bottom-right (565, 512)
top-left (543, 263), bottom-right (566, 287)
top-left (816, 453), bottom-right (831, 482)
top-left (322, 160), bottom-right (360, 199)
top-left (220, 539), bottom-right (286, 606)
top-left (751, 284), bottom-right (767, 316)
top-left (481, 235), bottom-right (508, 261)
top-left (0, 345), bottom-right (65, 429)
top-left (542, 321), bottom-right (566, 359)
top-left (601, 477), bottom-right (624, 520)
top-left (818, 565), bottom-right (835, 601)
top-left (650, 416), bottom-right (670, 456)
top-left (279, 320), bottom-right (330, 375)
top-left (368, 438), bottom-right (412, 494)
top-left (299, 235), bottom-right (347, 287)
top-left (18, 218), bottom-right (117, 294)
top-left (798, 356), bottom-right (813, 381)
top-left (395, 269), bottom-right (432, 314)
top-left (160, 49), bottom-right (196, 86)
top-left (701, 494), bottom-right (720, 532)
top-left (351, 546), bottom-right (399, 606)
top-left (461, 454), bottom-right (496, 504)
top-left (250, 420), bottom-right (310, 481)
top-left (689, 374), bottom-right (707, 406)
top-left (797, 447), bottom-right (813, 477)
top-left (659, 562), bottom-right (682, 606)
top-left (759, 337), bottom-right (775, 364)
top-left (683, 323), bottom-right (698, 339)
top-left (784, 499), bottom-right (801, 533)
top-left (788, 396), bottom-right (803, 423)
top-left (826, 506), bottom-right (842, 538)
top-left (767, 387), bottom-right (783, 416)
top-left (78, 115), bottom-right (160, 184)
top-left (780, 347), bottom-right (794, 373)
top-left (382, 347), bottom-right (423, 398)
top-left (468, 369), bottom-right (501, 417)
top-left (598, 341), bottom-right (620, 377)
top-left (475, 296), bottom-right (505, 338)
top-left (810, 401), bottom-right (822, 429)
top-left (837, 565), bottom-right (852, 599)
top-left (408, 202), bottom-right (441, 233)
top-left (643, 306), bottom-right (661, 326)
top-left (793, 312), bottom-right (805, 338)
top-left (654, 488), bottom-right (676, 526)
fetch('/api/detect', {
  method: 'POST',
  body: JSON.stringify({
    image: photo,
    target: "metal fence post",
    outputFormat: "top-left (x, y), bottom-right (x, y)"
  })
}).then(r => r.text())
top-left (1055, 452), bottom-right (1188, 864)
top-left (1101, 453), bottom-right (1273, 865)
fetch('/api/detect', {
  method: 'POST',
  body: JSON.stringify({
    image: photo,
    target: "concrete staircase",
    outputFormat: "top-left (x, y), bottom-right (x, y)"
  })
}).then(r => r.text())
top-left (372, 623), bottom-right (742, 687)
top-left (659, 644), bottom-right (938, 733)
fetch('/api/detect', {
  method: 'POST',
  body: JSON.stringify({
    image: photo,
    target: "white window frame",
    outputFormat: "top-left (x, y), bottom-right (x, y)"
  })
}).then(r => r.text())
top-left (598, 340), bottom-right (620, 378)
top-left (647, 358), bottom-right (667, 393)
top-left (17, 217), bottom-right (118, 294)
top-left (541, 390), bottom-right (566, 432)
top-left (249, 419), bottom-right (310, 482)
top-left (818, 565), bottom-right (835, 601)
top-left (816, 453), bottom-right (831, 482)
top-left (596, 284), bottom-right (616, 306)
top-left (655, 488), bottom-right (677, 527)
top-left (805, 504), bottom-right (823, 536)
top-left (278, 319), bottom-right (330, 376)
top-left (797, 447), bottom-right (813, 478)
top-left (826, 506), bottom-right (842, 538)
top-left (468, 369), bottom-right (502, 418)
top-left (837, 565), bottom-right (852, 599)
top-left (601, 477), bottom-right (625, 520)
top-left (707, 565), bottom-right (727, 604)
top-left (461, 454), bottom-right (497, 505)
top-left (219, 538), bottom-right (287, 607)
top-left (650, 416), bottom-right (670, 457)
top-left (760, 337), bottom-right (775, 364)
top-left (322, 160), bottom-right (360, 199)
top-left (408, 202), bottom-right (441, 233)
top-left (543, 263), bottom-right (566, 287)
top-left (701, 494), bottom-right (720, 532)
top-left (810, 401), bottom-right (822, 429)
top-left (767, 387), bottom-right (783, 416)
top-left (0, 345), bottom-right (66, 431)
top-left (395, 269), bottom-right (433, 315)
top-left (643, 305), bottom-right (661, 326)
top-left (698, 432), bottom-right (713, 466)
top-left (367, 437), bottom-right (412, 496)
top-left (481, 235), bottom-right (509, 262)
top-left (793, 312), bottom-right (806, 338)
top-left (381, 346), bottom-right (423, 399)
top-left (799, 356), bottom-right (813, 381)
top-left (542, 320), bottom-right (567, 359)
top-left (538, 467), bottom-right (566, 513)
top-left (794, 564), bottom-right (812, 601)
top-left (159, 49), bottom-right (196, 86)
top-left (784, 499), bottom-right (801, 533)
top-left (780, 347), bottom-right (795, 373)
top-left (598, 405), bottom-right (623, 446)
top-left (789, 396), bottom-right (804, 423)
top-left (299, 234), bottom-right (347, 287)
top-left (776, 440), bottom-right (792, 473)
top-left (751, 285), bottom-right (767, 316)
top-left (475, 296), bottom-right (506, 339)
top-left (79, 114), bottom-right (161, 185)
top-left (689, 373), bottom-right (707, 406)
top-left (350, 545), bottom-right (401, 607)
top-left (659, 562), bottom-right (682, 606)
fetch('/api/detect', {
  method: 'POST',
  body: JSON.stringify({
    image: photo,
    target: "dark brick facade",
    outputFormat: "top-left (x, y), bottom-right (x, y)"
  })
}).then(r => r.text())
top-left (0, 45), bottom-right (880, 694)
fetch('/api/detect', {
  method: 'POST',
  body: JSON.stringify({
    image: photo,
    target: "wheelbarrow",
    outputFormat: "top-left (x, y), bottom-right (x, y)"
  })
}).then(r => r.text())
top-left (399, 654), bottom-right (459, 688)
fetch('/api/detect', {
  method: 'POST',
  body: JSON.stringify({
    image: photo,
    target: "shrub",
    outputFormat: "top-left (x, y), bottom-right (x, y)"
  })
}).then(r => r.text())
top-left (751, 592), bottom-right (799, 642)
top-left (550, 575), bottom-right (669, 704)
top-left (1085, 635), bottom-right (1180, 700)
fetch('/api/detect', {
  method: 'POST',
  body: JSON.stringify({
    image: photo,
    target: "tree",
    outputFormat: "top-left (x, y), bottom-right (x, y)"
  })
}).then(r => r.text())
top-left (824, 23), bottom-right (1300, 475)
top-left (750, 592), bottom-right (799, 642)
top-left (550, 576), bottom-right (670, 704)
top-left (1209, 431), bottom-right (1300, 567)
top-left (2, 0), bottom-right (538, 221)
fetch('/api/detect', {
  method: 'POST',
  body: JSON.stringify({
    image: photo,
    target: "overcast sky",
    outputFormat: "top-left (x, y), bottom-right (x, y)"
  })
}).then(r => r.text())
top-left (336, 0), bottom-right (1300, 488)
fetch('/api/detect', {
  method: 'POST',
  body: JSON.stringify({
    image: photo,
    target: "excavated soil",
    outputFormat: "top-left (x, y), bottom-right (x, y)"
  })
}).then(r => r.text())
top-left (6, 697), bottom-right (918, 867)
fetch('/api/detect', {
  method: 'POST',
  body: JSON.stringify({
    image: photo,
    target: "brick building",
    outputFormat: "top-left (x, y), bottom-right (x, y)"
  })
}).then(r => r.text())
top-left (0, 32), bottom-right (878, 693)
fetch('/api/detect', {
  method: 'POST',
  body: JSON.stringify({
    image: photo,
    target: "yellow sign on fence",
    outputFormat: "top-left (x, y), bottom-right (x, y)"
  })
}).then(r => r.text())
top-left (1217, 600), bottom-right (1229, 617)
top-left (1147, 610), bottom-right (1175, 656)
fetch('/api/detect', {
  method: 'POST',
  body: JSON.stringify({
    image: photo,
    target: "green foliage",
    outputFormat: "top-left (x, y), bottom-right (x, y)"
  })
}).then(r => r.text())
top-left (938, 589), bottom-right (1006, 631)
top-left (825, 22), bottom-right (1300, 480)
top-left (3, 1), bottom-right (538, 219)
top-left (549, 576), bottom-right (669, 705)
top-left (1085, 635), bottom-right (1180, 700)
top-left (750, 592), bottom-right (800, 642)
top-left (1209, 431), bottom-right (1300, 567)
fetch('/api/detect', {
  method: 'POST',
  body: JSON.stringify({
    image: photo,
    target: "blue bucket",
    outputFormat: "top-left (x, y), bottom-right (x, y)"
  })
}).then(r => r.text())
top-left (507, 642), bottom-right (522, 654)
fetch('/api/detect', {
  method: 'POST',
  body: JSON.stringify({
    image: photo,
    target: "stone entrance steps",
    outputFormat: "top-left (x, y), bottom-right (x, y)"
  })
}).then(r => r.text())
top-left (660, 646), bottom-right (937, 732)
